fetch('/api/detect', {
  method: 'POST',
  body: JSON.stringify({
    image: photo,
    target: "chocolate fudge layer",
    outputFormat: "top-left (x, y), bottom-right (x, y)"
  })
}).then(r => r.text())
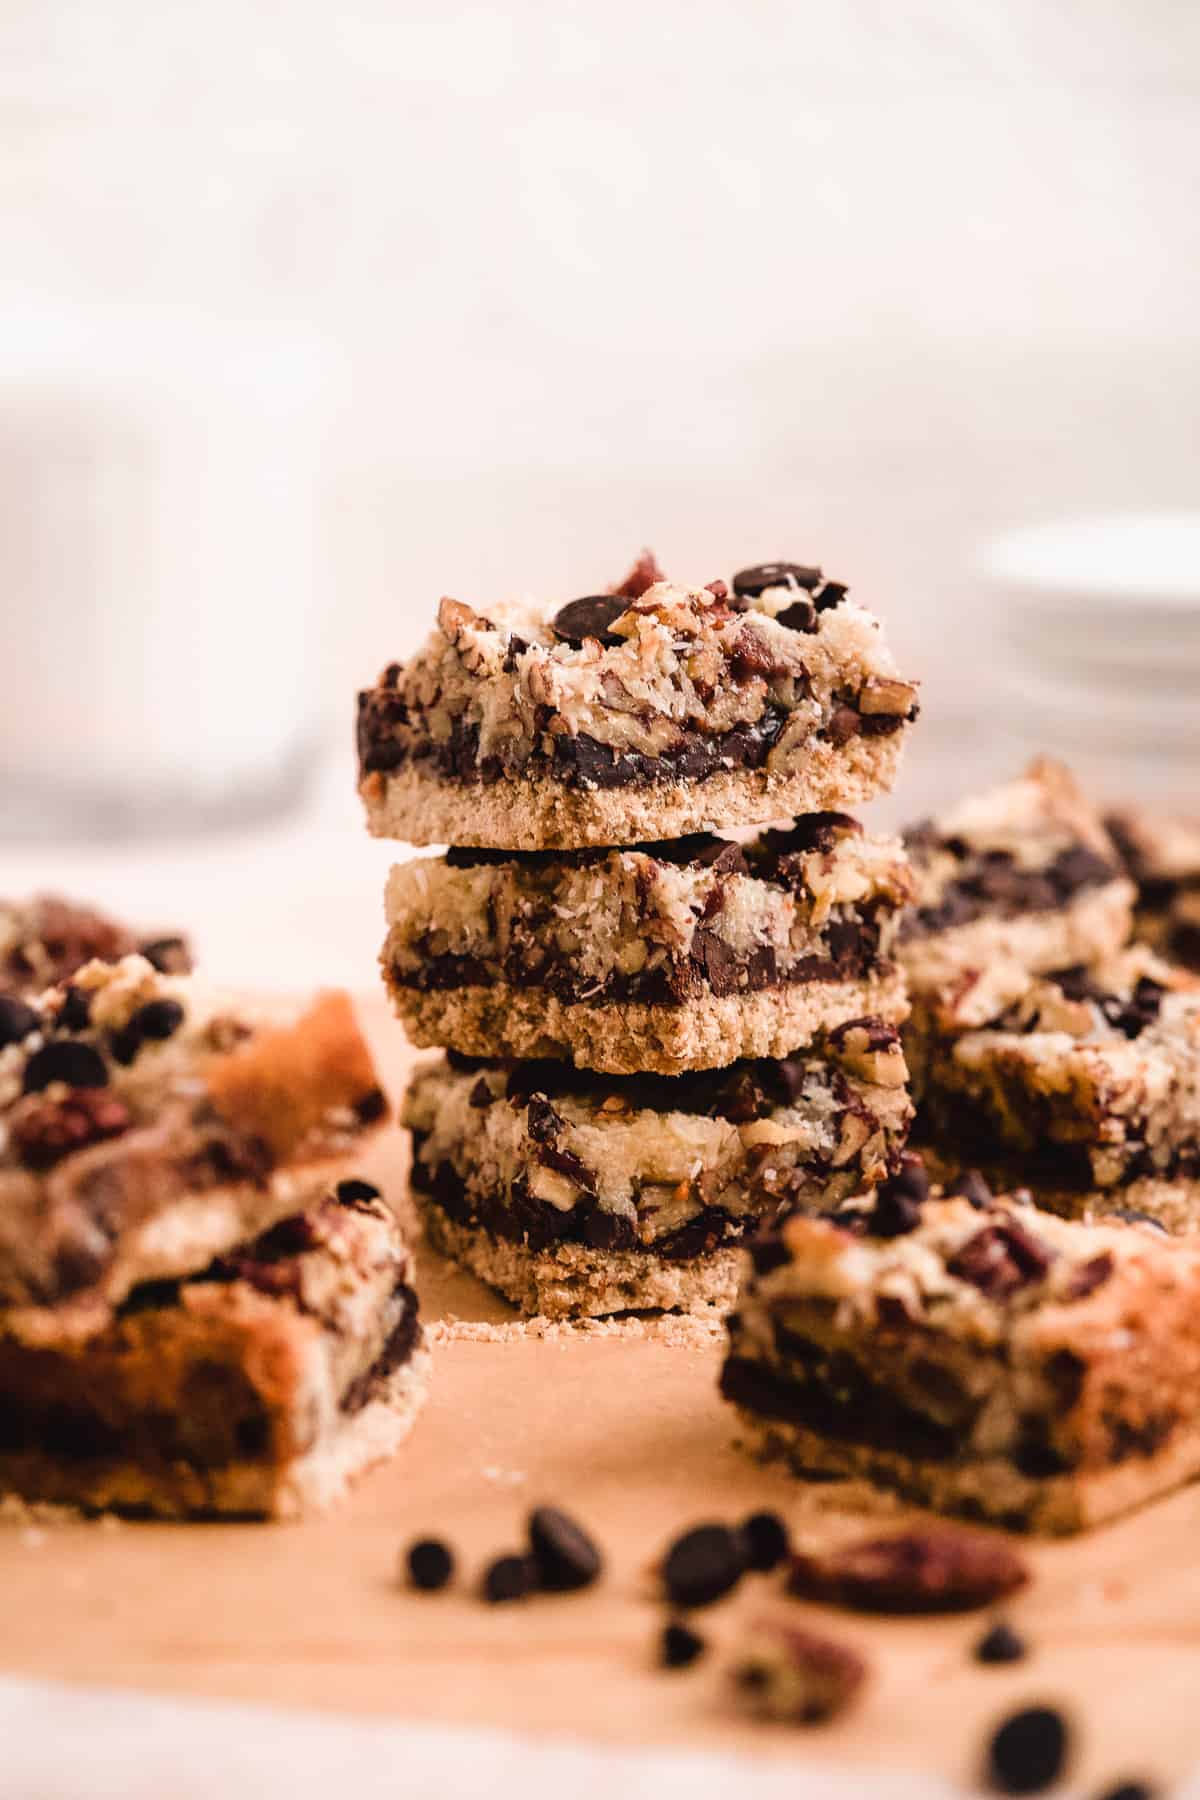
top-left (0, 956), bottom-right (388, 1326)
top-left (918, 948), bottom-right (1200, 1212)
top-left (383, 816), bottom-right (912, 1074)
top-left (0, 1185), bottom-right (430, 1518)
top-left (722, 1186), bottom-right (1200, 1532)
top-left (358, 558), bottom-right (918, 850)
top-left (899, 760), bottom-right (1134, 1040)
top-left (402, 1028), bottom-right (912, 1318)
top-left (1, 893), bottom-right (190, 997)
top-left (1107, 808), bottom-right (1200, 972)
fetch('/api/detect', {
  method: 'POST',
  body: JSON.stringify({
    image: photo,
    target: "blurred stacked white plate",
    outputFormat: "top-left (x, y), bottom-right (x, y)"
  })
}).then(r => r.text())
top-left (977, 513), bottom-right (1200, 808)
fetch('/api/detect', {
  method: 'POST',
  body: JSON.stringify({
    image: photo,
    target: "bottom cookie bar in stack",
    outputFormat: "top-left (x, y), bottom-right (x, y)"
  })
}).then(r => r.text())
top-left (0, 1183), bottom-right (429, 1519)
top-left (401, 1023), bottom-right (911, 1320)
top-left (721, 1173), bottom-right (1200, 1533)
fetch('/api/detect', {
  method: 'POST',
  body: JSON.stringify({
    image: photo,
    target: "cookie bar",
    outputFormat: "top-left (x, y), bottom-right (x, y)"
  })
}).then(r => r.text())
top-left (899, 760), bottom-right (1134, 1038)
top-left (358, 557), bottom-right (918, 850)
top-left (383, 816), bottom-right (912, 1074)
top-left (721, 1181), bottom-right (1200, 1532)
top-left (0, 955), bottom-right (387, 1324)
top-left (917, 948), bottom-right (1200, 1228)
top-left (0, 1184), bottom-right (430, 1518)
top-left (1, 892), bottom-right (190, 996)
top-left (402, 1028), bottom-right (912, 1319)
top-left (1107, 808), bottom-right (1200, 972)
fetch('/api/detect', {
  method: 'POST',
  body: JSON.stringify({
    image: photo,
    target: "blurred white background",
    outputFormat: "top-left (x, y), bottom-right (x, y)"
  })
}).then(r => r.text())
top-left (2, 0), bottom-right (1199, 980)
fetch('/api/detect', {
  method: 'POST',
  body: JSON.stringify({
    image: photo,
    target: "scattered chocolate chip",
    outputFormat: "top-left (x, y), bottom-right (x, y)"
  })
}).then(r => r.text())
top-left (947, 1169), bottom-right (993, 1209)
top-left (551, 595), bottom-right (629, 647)
top-left (406, 1538), bottom-right (454, 1591)
top-left (528, 1505), bottom-right (603, 1592)
top-left (335, 1178), bottom-right (381, 1207)
top-left (731, 562), bottom-right (822, 598)
top-left (57, 986), bottom-right (92, 1032)
top-left (985, 1705), bottom-right (1069, 1794)
top-left (974, 1621), bottom-right (1028, 1665)
top-left (0, 994), bottom-right (41, 1049)
top-left (661, 1620), bottom-right (706, 1668)
top-left (22, 1039), bottom-right (108, 1093)
top-left (662, 1523), bottom-right (746, 1608)
top-left (788, 1529), bottom-right (1028, 1615)
top-left (1094, 1783), bottom-right (1156, 1800)
top-left (776, 598), bottom-right (817, 633)
top-left (868, 1155), bottom-right (930, 1237)
top-left (483, 1553), bottom-right (536, 1604)
top-left (740, 1511), bottom-right (790, 1573)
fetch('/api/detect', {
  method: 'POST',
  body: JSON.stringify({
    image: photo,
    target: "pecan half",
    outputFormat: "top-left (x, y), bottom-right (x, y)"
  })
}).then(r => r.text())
top-left (787, 1529), bottom-right (1028, 1614)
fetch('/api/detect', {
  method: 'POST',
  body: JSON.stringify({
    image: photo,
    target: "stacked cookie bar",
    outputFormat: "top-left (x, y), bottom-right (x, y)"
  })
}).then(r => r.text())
top-left (0, 950), bottom-right (430, 1516)
top-left (363, 555), bottom-right (920, 1317)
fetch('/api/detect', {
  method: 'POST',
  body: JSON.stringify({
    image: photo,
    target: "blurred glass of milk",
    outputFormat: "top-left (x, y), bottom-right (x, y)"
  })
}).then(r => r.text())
top-left (977, 513), bottom-right (1200, 810)
top-left (0, 296), bottom-right (340, 839)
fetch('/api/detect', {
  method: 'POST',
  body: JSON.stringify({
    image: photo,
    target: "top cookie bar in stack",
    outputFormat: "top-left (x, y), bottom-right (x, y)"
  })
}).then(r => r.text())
top-left (357, 553), bottom-right (919, 851)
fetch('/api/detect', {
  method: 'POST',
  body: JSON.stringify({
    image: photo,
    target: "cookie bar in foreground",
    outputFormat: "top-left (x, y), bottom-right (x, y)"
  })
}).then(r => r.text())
top-left (402, 1029), bottom-right (911, 1319)
top-left (721, 1182), bottom-right (1200, 1532)
top-left (357, 558), bottom-right (918, 850)
top-left (1107, 807), bottom-right (1200, 972)
top-left (0, 956), bottom-right (387, 1326)
top-left (0, 1185), bottom-right (430, 1518)
top-left (383, 816), bottom-right (911, 1074)
top-left (918, 948), bottom-right (1200, 1230)
top-left (899, 759), bottom-right (1133, 1040)
top-left (1, 892), bottom-right (190, 996)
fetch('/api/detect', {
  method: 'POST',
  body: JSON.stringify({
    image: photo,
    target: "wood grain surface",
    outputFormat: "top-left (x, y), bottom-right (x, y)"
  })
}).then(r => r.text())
top-left (2, 1002), bottom-right (1198, 1796)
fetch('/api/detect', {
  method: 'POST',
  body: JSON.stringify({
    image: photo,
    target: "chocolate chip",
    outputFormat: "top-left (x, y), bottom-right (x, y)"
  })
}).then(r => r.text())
top-left (612, 550), bottom-right (665, 599)
top-left (814, 581), bottom-right (849, 611)
top-left (1062, 1251), bottom-right (1114, 1301)
top-left (528, 1505), bottom-right (603, 1592)
top-left (525, 1094), bottom-right (563, 1143)
top-left (354, 1087), bottom-right (388, 1124)
top-left (868, 1156), bottom-right (929, 1237)
top-left (406, 1538), bottom-right (454, 1591)
top-left (0, 994), bottom-right (40, 1049)
top-left (740, 1510), bottom-right (790, 1572)
top-left (22, 1039), bottom-right (108, 1093)
top-left (129, 997), bottom-right (185, 1042)
top-left (138, 935), bottom-right (191, 975)
top-left (985, 1705), bottom-right (1069, 1794)
top-left (483, 1553), bottom-right (536, 1604)
top-left (776, 598), bottom-right (817, 633)
top-left (948, 1220), bottom-right (1055, 1299)
top-left (1094, 1783), bottom-right (1156, 1800)
top-left (662, 1523), bottom-right (746, 1609)
top-left (469, 1078), bottom-right (493, 1109)
top-left (335, 1178), bottom-right (382, 1207)
top-left (661, 1621), bottom-right (706, 1668)
top-left (825, 704), bottom-right (862, 746)
top-left (789, 1529), bottom-right (1028, 1615)
top-left (747, 1232), bottom-right (790, 1277)
top-left (731, 562), bottom-right (822, 598)
top-left (55, 985), bottom-right (91, 1032)
top-left (687, 836), bottom-right (750, 876)
top-left (551, 595), bottom-right (629, 647)
top-left (947, 1169), bottom-right (993, 1209)
top-left (974, 1621), bottom-right (1027, 1665)
top-left (1108, 1207), bottom-right (1168, 1232)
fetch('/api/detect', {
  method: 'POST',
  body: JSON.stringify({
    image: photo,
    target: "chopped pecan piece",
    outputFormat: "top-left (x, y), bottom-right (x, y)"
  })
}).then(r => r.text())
top-left (9, 1087), bottom-right (133, 1171)
top-left (947, 1219), bottom-right (1055, 1298)
top-left (733, 1618), bottom-right (867, 1723)
top-left (787, 1528), bottom-right (1028, 1614)
top-left (858, 676), bottom-right (919, 717)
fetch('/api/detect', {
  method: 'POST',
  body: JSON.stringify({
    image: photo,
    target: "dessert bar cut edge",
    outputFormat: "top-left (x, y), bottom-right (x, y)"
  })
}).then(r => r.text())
top-left (361, 732), bottom-right (904, 851)
top-left (726, 1405), bottom-right (1200, 1536)
top-left (388, 966), bottom-right (910, 1074)
top-left (421, 1202), bottom-right (741, 1322)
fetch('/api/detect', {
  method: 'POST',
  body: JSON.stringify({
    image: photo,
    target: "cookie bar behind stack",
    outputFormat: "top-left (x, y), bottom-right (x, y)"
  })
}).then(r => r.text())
top-left (722, 1174), bottom-right (1200, 1533)
top-left (382, 814), bottom-right (912, 1074)
top-left (1107, 807), bottom-right (1200, 971)
top-left (0, 954), bottom-right (430, 1516)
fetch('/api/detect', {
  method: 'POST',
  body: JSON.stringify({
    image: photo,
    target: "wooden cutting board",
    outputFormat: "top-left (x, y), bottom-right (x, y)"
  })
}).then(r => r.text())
top-left (2, 1000), bottom-right (1198, 1796)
